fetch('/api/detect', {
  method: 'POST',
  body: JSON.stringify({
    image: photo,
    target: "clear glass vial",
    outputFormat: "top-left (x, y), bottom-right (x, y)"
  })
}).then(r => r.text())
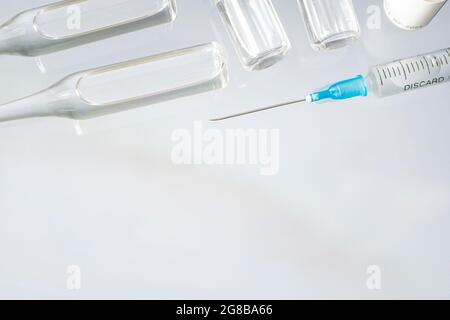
top-left (298, 0), bottom-right (361, 51)
top-left (215, 0), bottom-right (291, 71)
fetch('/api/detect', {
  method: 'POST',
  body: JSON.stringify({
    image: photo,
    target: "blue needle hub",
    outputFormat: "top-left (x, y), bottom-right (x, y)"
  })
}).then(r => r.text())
top-left (307, 75), bottom-right (368, 103)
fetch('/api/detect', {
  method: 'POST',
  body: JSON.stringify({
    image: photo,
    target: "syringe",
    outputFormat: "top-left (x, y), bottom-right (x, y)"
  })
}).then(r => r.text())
top-left (211, 48), bottom-right (450, 121)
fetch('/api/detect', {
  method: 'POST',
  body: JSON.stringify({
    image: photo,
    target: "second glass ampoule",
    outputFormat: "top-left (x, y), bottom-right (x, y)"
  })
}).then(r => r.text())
top-left (0, 43), bottom-right (228, 122)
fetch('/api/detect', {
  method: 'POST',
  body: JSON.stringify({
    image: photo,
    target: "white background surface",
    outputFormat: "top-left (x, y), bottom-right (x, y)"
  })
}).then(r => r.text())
top-left (0, 0), bottom-right (449, 299)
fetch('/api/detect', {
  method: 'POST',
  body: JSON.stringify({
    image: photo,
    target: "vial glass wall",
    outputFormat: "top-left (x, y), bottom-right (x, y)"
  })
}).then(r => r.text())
top-left (78, 42), bottom-right (228, 108)
top-left (35, 0), bottom-right (177, 39)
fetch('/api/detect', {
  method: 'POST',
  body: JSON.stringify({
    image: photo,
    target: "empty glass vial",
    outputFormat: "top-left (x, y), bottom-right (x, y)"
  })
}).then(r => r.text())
top-left (298, 0), bottom-right (361, 51)
top-left (215, 0), bottom-right (291, 71)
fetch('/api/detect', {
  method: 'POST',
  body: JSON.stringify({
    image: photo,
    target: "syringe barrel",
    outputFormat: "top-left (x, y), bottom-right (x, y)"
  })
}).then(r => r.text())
top-left (366, 48), bottom-right (450, 98)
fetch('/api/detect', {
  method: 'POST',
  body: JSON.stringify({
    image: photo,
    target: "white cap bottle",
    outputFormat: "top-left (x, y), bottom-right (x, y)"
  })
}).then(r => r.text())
top-left (384, 0), bottom-right (448, 30)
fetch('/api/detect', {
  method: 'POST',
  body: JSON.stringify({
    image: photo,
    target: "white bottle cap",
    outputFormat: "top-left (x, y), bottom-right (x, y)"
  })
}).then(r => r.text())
top-left (384, 0), bottom-right (448, 30)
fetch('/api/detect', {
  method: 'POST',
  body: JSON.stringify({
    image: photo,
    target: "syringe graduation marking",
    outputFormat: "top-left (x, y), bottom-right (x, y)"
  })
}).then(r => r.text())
top-left (424, 57), bottom-right (431, 75)
top-left (381, 53), bottom-right (449, 85)
top-left (377, 68), bottom-right (384, 85)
